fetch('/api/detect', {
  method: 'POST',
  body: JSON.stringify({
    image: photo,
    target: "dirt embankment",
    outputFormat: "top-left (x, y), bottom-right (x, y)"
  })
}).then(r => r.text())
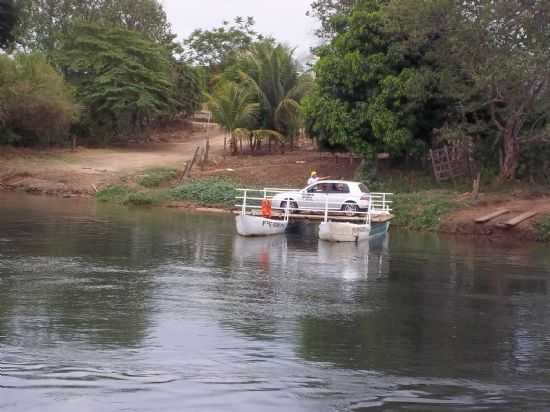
top-left (1, 122), bottom-right (549, 242)
top-left (0, 123), bottom-right (226, 197)
top-left (441, 193), bottom-right (550, 242)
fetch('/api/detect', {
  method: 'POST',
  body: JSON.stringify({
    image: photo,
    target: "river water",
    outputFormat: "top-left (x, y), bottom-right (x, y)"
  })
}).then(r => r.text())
top-left (1, 193), bottom-right (550, 411)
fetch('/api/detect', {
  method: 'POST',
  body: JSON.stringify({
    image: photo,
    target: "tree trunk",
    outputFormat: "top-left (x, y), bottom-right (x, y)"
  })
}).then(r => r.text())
top-left (499, 127), bottom-right (520, 181)
top-left (223, 133), bottom-right (227, 159)
top-left (230, 130), bottom-right (238, 155)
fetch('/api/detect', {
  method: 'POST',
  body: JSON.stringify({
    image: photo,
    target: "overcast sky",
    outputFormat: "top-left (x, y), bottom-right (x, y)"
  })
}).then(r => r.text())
top-left (161, 0), bottom-right (320, 60)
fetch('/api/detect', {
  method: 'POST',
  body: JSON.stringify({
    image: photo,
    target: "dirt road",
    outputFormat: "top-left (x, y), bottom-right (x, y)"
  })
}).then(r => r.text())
top-left (0, 125), bottom-right (226, 196)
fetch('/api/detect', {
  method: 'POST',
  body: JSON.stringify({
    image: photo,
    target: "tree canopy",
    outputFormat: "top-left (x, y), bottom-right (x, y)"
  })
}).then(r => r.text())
top-left (238, 42), bottom-right (312, 146)
top-left (56, 22), bottom-right (177, 138)
top-left (15, 0), bottom-right (175, 52)
top-left (304, 0), bottom-right (448, 157)
top-left (183, 16), bottom-right (267, 77)
top-left (306, 0), bottom-right (550, 179)
top-left (0, 53), bottom-right (78, 145)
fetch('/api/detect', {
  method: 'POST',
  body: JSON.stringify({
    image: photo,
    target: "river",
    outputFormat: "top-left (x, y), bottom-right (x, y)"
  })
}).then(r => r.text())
top-left (1, 193), bottom-right (549, 411)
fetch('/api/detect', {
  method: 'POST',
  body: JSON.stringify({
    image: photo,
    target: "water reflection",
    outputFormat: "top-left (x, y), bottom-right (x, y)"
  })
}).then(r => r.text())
top-left (1, 193), bottom-right (550, 411)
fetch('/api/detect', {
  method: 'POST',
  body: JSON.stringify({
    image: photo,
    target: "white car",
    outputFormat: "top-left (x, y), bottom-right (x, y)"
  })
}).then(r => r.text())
top-left (271, 180), bottom-right (370, 214)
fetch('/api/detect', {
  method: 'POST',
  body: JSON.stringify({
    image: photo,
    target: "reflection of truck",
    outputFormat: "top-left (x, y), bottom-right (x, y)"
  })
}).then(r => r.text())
top-left (271, 180), bottom-right (371, 213)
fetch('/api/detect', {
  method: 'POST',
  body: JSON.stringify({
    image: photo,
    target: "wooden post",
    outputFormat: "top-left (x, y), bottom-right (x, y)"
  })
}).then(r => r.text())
top-left (185, 146), bottom-right (201, 178)
top-left (202, 139), bottom-right (210, 170)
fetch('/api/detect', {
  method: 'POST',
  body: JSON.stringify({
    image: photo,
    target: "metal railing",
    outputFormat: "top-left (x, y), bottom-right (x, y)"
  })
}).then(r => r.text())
top-left (235, 188), bottom-right (393, 224)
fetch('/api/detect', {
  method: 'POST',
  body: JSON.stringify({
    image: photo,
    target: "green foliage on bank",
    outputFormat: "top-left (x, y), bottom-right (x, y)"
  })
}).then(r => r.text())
top-left (123, 191), bottom-right (168, 207)
top-left (97, 177), bottom-right (239, 207)
top-left (392, 192), bottom-right (464, 232)
top-left (96, 184), bottom-right (168, 206)
top-left (170, 178), bottom-right (238, 206)
top-left (534, 217), bottom-right (550, 243)
top-left (96, 185), bottom-right (132, 203)
top-left (0, 53), bottom-right (79, 146)
top-left (137, 168), bottom-right (178, 188)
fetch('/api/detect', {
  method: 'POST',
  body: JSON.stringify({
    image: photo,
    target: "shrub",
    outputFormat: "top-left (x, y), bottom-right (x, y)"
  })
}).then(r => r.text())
top-left (137, 168), bottom-right (178, 188)
top-left (0, 53), bottom-right (79, 146)
top-left (123, 192), bottom-right (156, 206)
top-left (171, 178), bottom-right (238, 205)
top-left (534, 216), bottom-right (550, 242)
top-left (393, 191), bottom-right (463, 231)
top-left (96, 185), bottom-right (131, 203)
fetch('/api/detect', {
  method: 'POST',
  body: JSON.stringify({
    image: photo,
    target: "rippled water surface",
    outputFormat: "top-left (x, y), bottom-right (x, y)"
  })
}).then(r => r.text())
top-left (1, 193), bottom-right (550, 411)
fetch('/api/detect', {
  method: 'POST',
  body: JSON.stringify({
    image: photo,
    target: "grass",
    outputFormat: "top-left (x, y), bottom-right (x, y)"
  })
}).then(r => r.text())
top-left (136, 167), bottom-right (178, 188)
top-left (392, 191), bottom-right (467, 231)
top-left (170, 177), bottom-right (239, 206)
top-left (97, 177), bottom-right (240, 208)
top-left (533, 216), bottom-right (550, 242)
top-left (123, 191), bottom-right (168, 207)
top-left (97, 185), bottom-right (168, 206)
top-left (96, 185), bottom-right (132, 203)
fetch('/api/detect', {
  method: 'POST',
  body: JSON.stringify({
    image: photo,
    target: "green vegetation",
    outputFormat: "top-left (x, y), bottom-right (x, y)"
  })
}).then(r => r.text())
top-left (123, 191), bottom-right (167, 207)
top-left (0, 53), bottom-right (79, 146)
top-left (137, 168), bottom-right (178, 188)
top-left (183, 16), bottom-right (263, 74)
top-left (207, 41), bottom-right (312, 155)
top-left (1, 0), bottom-right (202, 147)
top-left (305, 0), bottom-right (550, 181)
top-left (97, 176), bottom-right (239, 208)
top-left (534, 217), bottom-right (550, 243)
top-left (16, 0), bottom-right (175, 52)
top-left (57, 23), bottom-right (179, 140)
top-left (392, 192), bottom-right (466, 232)
top-left (96, 185), bottom-right (132, 203)
top-left (171, 178), bottom-right (238, 206)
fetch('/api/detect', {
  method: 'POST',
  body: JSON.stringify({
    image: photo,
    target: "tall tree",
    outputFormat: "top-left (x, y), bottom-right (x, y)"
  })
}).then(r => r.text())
top-left (304, 0), bottom-right (447, 157)
top-left (392, 0), bottom-right (550, 180)
top-left (183, 17), bottom-right (263, 72)
top-left (307, 0), bottom-right (358, 38)
top-left (238, 42), bottom-right (313, 148)
top-left (446, 0), bottom-right (550, 180)
top-left (57, 22), bottom-right (176, 139)
top-left (16, 0), bottom-right (174, 53)
top-left (207, 81), bottom-right (259, 155)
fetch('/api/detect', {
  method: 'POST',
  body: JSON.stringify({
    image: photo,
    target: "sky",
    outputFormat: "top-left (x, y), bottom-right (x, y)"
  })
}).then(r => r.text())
top-left (161, 0), bottom-right (320, 60)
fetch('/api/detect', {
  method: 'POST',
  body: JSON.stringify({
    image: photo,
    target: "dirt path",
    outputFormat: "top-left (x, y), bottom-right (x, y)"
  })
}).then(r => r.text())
top-left (0, 125), bottom-right (226, 196)
top-left (442, 194), bottom-right (550, 241)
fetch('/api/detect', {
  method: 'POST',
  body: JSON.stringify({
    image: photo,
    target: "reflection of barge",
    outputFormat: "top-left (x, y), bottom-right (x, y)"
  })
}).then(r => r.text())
top-left (234, 186), bottom-right (393, 242)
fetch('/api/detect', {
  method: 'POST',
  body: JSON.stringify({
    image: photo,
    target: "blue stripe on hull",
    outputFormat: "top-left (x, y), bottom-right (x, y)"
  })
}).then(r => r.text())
top-left (370, 222), bottom-right (390, 238)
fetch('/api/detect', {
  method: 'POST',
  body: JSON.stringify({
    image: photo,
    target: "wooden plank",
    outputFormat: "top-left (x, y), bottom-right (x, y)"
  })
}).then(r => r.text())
top-left (501, 211), bottom-right (538, 228)
top-left (475, 209), bottom-right (510, 224)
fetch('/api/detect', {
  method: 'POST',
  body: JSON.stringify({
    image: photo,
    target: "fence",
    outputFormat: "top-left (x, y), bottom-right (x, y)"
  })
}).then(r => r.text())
top-left (429, 141), bottom-right (472, 182)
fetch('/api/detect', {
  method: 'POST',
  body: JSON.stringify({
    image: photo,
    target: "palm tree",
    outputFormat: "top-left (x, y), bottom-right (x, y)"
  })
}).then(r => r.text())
top-left (207, 81), bottom-right (259, 155)
top-left (239, 42), bottom-right (313, 150)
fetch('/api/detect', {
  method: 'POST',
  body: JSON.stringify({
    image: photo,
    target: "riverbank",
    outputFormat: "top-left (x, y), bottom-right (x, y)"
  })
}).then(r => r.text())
top-left (94, 169), bottom-right (550, 243)
top-left (2, 138), bottom-right (550, 242)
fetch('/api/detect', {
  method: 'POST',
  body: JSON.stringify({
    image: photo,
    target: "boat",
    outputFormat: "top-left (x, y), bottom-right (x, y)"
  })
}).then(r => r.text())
top-left (234, 187), bottom-right (393, 240)
top-left (235, 214), bottom-right (288, 237)
top-left (318, 221), bottom-right (371, 242)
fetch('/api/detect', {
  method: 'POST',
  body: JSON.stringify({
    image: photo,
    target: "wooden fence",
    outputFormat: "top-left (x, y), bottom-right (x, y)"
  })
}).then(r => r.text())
top-left (429, 141), bottom-right (472, 182)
